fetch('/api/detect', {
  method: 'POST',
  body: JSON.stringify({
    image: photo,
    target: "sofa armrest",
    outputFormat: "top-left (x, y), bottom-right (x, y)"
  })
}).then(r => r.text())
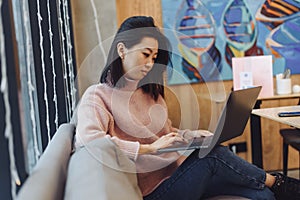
top-left (17, 123), bottom-right (75, 200)
top-left (64, 136), bottom-right (143, 200)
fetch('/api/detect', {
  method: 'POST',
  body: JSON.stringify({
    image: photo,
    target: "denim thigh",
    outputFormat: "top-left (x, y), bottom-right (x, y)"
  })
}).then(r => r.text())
top-left (143, 145), bottom-right (275, 200)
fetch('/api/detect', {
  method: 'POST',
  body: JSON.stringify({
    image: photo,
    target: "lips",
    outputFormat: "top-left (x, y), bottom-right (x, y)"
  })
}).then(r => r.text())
top-left (141, 69), bottom-right (149, 75)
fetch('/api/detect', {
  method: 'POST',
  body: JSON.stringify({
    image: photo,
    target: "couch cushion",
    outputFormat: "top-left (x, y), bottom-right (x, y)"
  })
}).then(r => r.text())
top-left (17, 123), bottom-right (75, 200)
top-left (64, 136), bottom-right (143, 200)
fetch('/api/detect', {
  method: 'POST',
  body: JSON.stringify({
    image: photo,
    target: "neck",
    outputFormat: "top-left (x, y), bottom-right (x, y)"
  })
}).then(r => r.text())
top-left (122, 77), bottom-right (139, 91)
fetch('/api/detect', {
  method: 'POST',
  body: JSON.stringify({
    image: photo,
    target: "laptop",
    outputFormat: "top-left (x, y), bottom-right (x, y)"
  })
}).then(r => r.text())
top-left (157, 86), bottom-right (262, 156)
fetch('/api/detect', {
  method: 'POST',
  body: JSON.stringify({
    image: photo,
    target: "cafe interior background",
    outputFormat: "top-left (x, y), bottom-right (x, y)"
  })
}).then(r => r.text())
top-left (1, 0), bottom-right (300, 199)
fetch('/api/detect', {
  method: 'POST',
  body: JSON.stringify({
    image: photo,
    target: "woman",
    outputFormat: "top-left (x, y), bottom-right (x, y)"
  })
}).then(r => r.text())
top-left (75, 16), bottom-right (300, 200)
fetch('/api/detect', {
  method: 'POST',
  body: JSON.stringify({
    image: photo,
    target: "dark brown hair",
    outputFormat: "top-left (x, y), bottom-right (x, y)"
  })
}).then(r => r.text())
top-left (100, 16), bottom-right (173, 100)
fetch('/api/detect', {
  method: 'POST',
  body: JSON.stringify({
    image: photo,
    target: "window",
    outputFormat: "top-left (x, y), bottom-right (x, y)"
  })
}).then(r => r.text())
top-left (1, 0), bottom-right (77, 198)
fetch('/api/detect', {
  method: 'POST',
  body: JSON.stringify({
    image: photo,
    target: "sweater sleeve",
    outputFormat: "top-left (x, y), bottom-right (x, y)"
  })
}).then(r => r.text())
top-left (111, 136), bottom-right (140, 161)
top-left (75, 99), bottom-right (111, 147)
top-left (75, 86), bottom-right (140, 161)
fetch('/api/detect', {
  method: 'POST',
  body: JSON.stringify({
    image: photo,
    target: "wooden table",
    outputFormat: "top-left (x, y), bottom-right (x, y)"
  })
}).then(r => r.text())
top-left (250, 94), bottom-right (300, 169)
top-left (250, 98), bottom-right (300, 168)
top-left (252, 106), bottom-right (300, 129)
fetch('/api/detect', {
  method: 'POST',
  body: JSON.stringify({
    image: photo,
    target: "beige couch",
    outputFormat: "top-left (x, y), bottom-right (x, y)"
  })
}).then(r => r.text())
top-left (16, 122), bottom-right (249, 200)
top-left (17, 123), bottom-right (75, 200)
top-left (17, 123), bottom-right (142, 200)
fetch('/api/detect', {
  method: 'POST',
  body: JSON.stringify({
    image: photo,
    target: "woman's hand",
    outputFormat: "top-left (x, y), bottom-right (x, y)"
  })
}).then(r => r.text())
top-left (139, 132), bottom-right (188, 154)
top-left (183, 130), bottom-right (213, 141)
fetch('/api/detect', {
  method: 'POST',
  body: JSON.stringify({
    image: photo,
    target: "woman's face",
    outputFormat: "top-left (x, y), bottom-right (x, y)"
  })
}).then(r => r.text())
top-left (119, 37), bottom-right (158, 81)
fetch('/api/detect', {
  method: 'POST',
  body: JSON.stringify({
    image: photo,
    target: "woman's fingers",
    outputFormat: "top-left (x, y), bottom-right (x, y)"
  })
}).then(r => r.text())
top-left (151, 132), bottom-right (188, 152)
top-left (198, 130), bottom-right (213, 137)
top-left (183, 130), bottom-right (214, 140)
top-left (164, 132), bottom-right (187, 143)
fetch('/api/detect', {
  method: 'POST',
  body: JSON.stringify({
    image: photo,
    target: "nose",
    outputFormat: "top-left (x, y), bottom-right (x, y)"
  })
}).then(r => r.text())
top-left (145, 63), bottom-right (153, 70)
top-left (145, 58), bottom-right (154, 69)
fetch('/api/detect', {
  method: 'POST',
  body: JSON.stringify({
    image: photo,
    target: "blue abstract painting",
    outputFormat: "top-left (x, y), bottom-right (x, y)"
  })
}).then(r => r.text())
top-left (161, 0), bottom-right (300, 85)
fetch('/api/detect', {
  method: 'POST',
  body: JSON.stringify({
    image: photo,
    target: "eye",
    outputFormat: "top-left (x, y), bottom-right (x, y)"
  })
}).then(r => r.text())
top-left (143, 52), bottom-right (157, 62)
top-left (143, 52), bottom-right (150, 57)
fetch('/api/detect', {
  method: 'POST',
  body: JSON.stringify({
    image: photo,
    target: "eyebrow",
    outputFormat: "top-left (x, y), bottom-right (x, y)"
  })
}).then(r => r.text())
top-left (145, 48), bottom-right (158, 54)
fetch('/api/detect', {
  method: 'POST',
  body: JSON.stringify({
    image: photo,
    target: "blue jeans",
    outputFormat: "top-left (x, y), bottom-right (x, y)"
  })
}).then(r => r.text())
top-left (144, 146), bottom-right (275, 200)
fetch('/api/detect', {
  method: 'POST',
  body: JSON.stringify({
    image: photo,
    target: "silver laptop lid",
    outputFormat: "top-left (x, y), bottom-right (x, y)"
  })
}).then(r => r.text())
top-left (213, 86), bottom-right (262, 144)
top-left (157, 86), bottom-right (262, 155)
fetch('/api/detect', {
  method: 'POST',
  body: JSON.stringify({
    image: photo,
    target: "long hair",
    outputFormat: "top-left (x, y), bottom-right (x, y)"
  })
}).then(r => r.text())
top-left (100, 16), bottom-right (173, 101)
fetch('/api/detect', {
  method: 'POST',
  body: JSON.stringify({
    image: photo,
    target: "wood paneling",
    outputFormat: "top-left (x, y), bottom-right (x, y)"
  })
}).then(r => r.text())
top-left (113, 0), bottom-right (300, 171)
top-left (116, 0), bottom-right (163, 27)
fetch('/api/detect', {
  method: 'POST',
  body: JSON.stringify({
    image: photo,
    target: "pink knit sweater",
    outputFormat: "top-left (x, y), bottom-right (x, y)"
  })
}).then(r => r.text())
top-left (75, 79), bottom-right (188, 196)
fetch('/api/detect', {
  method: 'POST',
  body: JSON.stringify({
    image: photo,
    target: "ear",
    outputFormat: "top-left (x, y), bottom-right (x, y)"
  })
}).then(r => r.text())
top-left (117, 42), bottom-right (125, 59)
